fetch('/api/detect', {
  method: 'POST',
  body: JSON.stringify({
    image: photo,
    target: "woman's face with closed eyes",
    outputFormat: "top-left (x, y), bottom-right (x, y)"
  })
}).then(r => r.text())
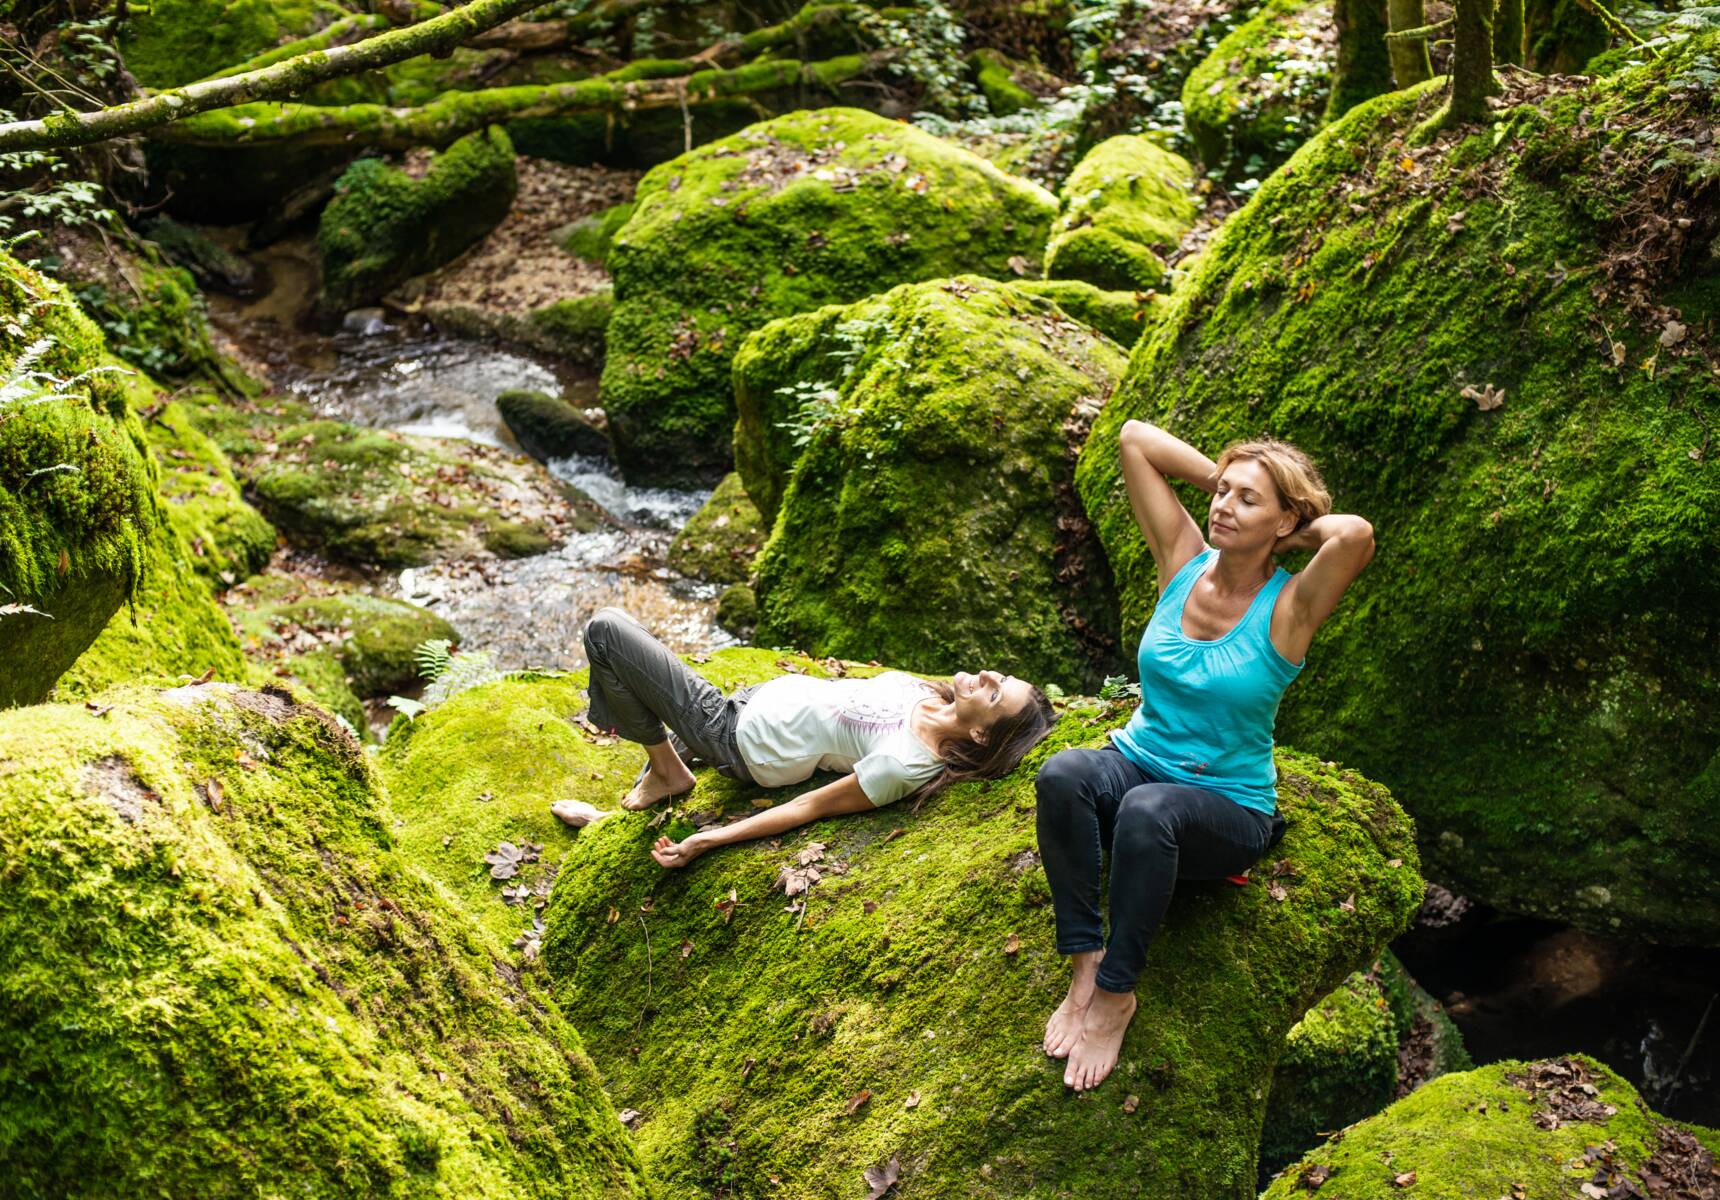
top-left (1209, 457), bottom-right (1297, 550)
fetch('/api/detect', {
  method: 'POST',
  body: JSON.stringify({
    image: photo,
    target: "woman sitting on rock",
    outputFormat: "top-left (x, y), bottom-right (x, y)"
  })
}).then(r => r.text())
top-left (550, 608), bottom-right (1056, 867)
top-left (1036, 423), bottom-right (1374, 1093)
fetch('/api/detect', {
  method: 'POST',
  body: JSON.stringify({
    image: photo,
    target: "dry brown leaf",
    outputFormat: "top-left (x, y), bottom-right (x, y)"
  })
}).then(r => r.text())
top-left (903, 1091), bottom-right (920, 1110)
top-left (1003, 932), bottom-right (1021, 956)
top-left (863, 1155), bottom-right (901, 1199)
top-left (1393, 1171), bottom-right (1417, 1187)
top-left (1659, 320), bottom-right (1687, 348)
top-left (1122, 1094), bottom-right (1140, 1114)
top-left (845, 1089), bottom-right (871, 1116)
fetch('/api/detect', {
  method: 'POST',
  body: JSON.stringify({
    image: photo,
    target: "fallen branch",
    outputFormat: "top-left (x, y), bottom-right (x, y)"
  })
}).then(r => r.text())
top-left (1385, 16), bottom-right (1454, 39)
top-left (1570, 0), bottom-right (1652, 49)
top-left (0, 0), bottom-right (582, 152)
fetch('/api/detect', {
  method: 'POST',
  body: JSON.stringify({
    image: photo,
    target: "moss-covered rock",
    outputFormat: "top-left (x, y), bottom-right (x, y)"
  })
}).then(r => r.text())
top-left (969, 47), bottom-right (1039, 116)
top-left (319, 127), bottom-right (519, 314)
top-left (1181, 0), bottom-right (1336, 179)
top-left (427, 290), bottom-right (615, 367)
top-left (601, 107), bottom-right (1058, 484)
top-left (1076, 46), bottom-right (1720, 944)
top-left (0, 254), bottom-right (158, 708)
top-left (1044, 135), bottom-right (1199, 292)
top-left (666, 471), bottom-right (765, 584)
top-left (144, 396), bottom-right (276, 588)
top-left (117, 0), bottom-right (342, 88)
top-left (177, 391), bottom-right (583, 568)
top-left (497, 388), bottom-right (611, 461)
top-left (0, 681), bottom-right (646, 1196)
top-left (536, 663), bottom-right (1422, 1197)
top-left (559, 201), bottom-right (638, 263)
top-left (735, 275), bottom-right (1125, 691)
top-left (1014, 278), bottom-right (1169, 346)
top-left (1262, 1056), bottom-right (1719, 1198)
top-left (715, 581), bottom-right (759, 636)
top-left (223, 569), bottom-right (457, 729)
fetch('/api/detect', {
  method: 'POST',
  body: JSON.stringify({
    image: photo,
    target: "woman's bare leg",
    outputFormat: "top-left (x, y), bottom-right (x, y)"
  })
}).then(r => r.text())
top-left (1044, 949), bottom-right (1104, 1058)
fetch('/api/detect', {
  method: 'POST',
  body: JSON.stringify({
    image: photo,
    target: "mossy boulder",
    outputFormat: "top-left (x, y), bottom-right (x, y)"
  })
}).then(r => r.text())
top-left (1015, 278), bottom-right (1169, 346)
top-left (177, 392), bottom-right (583, 568)
top-left (1181, 0), bottom-right (1336, 179)
top-left (497, 388), bottom-right (611, 461)
top-left (143, 395), bottom-right (276, 588)
top-left (0, 254), bottom-right (158, 708)
top-left (0, 682), bottom-right (647, 1196)
top-left (1076, 45), bottom-right (1720, 944)
top-left (427, 291), bottom-right (614, 368)
top-left (224, 570), bottom-right (457, 730)
top-left (559, 201), bottom-right (638, 263)
top-left (715, 581), bottom-right (759, 635)
top-left (666, 471), bottom-right (765, 584)
top-left (735, 275), bottom-right (1126, 691)
top-left (969, 48), bottom-right (1039, 116)
top-left (537, 662), bottom-right (1422, 1197)
top-left (601, 106), bottom-right (1058, 484)
top-left (1262, 1056), bottom-right (1719, 1198)
top-left (319, 127), bottom-right (519, 314)
top-left (117, 0), bottom-right (340, 88)
top-left (1043, 135), bottom-right (1199, 293)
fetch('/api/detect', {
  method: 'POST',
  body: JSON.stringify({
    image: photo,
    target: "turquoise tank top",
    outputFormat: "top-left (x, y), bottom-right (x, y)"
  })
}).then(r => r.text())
top-left (1109, 547), bottom-right (1302, 814)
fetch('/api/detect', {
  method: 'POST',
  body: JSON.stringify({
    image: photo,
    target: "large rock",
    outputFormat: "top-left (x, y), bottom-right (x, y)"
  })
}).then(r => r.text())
top-left (1043, 135), bottom-right (1199, 292)
top-left (1076, 45), bottom-right (1720, 944)
top-left (601, 107), bottom-right (1058, 484)
top-left (535, 658), bottom-right (1422, 1197)
top-left (0, 682), bottom-right (647, 1196)
top-left (319, 127), bottom-right (518, 314)
top-left (666, 471), bottom-right (765, 585)
top-left (1262, 1056), bottom-right (1719, 1198)
top-left (0, 253), bottom-right (158, 707)
top-left (735, 275), bottom-right (1127, 691)
top-left (1181, 0), bottom-right (1335, 179)
top-left (497, 388), bottom-right (612, 461)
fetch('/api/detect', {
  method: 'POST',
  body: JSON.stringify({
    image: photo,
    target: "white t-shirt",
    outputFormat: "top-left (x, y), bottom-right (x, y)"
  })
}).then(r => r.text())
top-left (735, 671), bottom-right (945, 806)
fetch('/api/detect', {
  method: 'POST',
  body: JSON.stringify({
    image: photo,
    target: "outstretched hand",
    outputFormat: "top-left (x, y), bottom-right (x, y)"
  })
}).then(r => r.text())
top-left (650, 834), bottom-right (705, 869)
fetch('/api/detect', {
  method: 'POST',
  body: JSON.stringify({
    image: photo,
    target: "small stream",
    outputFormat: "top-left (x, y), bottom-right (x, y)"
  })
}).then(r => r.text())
top-left (211, 294), bottom-right (734, 672)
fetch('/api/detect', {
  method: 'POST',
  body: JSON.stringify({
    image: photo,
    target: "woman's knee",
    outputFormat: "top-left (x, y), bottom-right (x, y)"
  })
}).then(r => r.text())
top-left (1117, 787), bottom-right (1179, 840)
top-left (1034, 748), bottom-right (1093, 809)
top-left (583, 607), bottom-right (631, 655)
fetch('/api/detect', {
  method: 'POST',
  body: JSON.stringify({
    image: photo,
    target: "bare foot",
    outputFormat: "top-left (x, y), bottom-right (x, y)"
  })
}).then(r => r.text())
top-left (650, 832), bottom-right (708, 869)
top-left (1045, 950), bottom-right (1103, 1058)
top-left (550, 799), bottom-right (609, 828)
top-left (1064, 987), bottom-right (1137, 1091)
top-left (621, 760), bottom-right (695, 810)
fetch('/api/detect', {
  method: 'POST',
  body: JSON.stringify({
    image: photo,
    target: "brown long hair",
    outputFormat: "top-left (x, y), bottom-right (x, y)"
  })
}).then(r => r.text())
top-left (914, 679), bottom-right (1056, 803)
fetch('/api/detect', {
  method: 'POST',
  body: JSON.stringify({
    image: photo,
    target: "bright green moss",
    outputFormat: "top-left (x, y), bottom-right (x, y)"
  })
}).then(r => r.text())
top-left (0, 682), bottom-right (647, 1196)
top-left (737, 275), bottom-right (1126, 691)
top-left (666, 471), bottom-right (765, 584)
top-left (716, 582), bottom-right (759, 634)
top-left (970, 47), bottom-right (1038, 116)
top-left (559, 201), bottom-right (638, 263)
top-left (137, 393), bottom-right (276, 588)
top-left (0, 254), bottom-right (157, 707)
top-left (601, 107), bottom-right (1057, 484)
top-left (1076, 42), bottom-right (1720, 944)
top-left (118, 0), bottom-right (346, 87)
top-left (1261, 1057), bottom-right (1718, 1198)
top-left (536, 665), bottom-right (1422, 1197)
top-left (1182, 0), bottom-right (1336, 179)
top-left (1014, 278), bottom-right (1170, 346)
top-left (1044, 135), bottom-right (1200, 292)
top-left (319, 127), bottom-right (518, 314)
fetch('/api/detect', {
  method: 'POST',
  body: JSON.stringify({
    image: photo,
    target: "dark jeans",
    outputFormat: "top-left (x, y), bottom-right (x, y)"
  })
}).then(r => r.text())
top-left (1034, 745), bottom-right (1282, 993)
top-left (582, 608), bottom-right (753, 782)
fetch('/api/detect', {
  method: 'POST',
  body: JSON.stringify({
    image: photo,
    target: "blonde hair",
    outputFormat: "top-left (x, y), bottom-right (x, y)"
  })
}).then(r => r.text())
top-left (1214, 438), bottom-right (1331, 531)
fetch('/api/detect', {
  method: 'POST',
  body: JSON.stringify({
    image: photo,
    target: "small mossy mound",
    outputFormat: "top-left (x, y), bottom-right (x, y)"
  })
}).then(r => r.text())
top-left (735, 275), bottom-right (1126, 691)
top-left (497, 388), bottom-right (611, 462)
top-left (1262, 1056), bottom-right (1719, 1198)
top-left (715, 582), bottom-right (759, 635)
top-left (319, 127), bottom-right (519, 314)
top-left (1263, 951), bottom-right (1471, 1176)
top-left (1077, 46), bottom-right (1720, 944)
top-left (0, 682), bottom-right (647, 1196)
top-left (0, 253), bottom-right (157, 708)
top-left (177, 392), bottom-right (578, 568)
top-left (666, 472), bottom-right (765, 585)
top-left (1181, 0), bottom-right (1336, 180)
top-left (601, 106), bottom-right (1058, 484)
top-left (539, 668), bottom-right (1422, 1197)
top-left (224, 570), bottom-right (457, 729)
top-left (969, 47), bottom-right (1039, 116)
top-left (1043, 135), bottom-right (1200, 293)
top-left (1014, 278), bottom-right (1170, 346)
top-left (559, 201), bottom-right (638, 263)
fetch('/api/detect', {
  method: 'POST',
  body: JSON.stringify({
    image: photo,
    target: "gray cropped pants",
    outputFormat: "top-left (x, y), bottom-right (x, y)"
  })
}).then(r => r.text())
top-left (582, 608), bottom-right (753, 782)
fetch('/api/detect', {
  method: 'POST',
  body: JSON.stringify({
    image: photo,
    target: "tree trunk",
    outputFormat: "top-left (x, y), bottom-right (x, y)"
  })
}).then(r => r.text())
top-left (1448, 0), bottom-right (1501, 122)
top-left (1326, 0), bottom-right (1396, 122)
top-left (1386, 0), bottom-right (1434, 85)
top-left (1494, 0), bottom-right (1526, 65)
top-left (145, 52), bottom-right (896, 152)
top-left (0, 0), bottom-right (562, 153)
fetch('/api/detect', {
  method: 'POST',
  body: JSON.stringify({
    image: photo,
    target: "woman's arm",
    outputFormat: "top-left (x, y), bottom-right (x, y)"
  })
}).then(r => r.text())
top-left (650, 773), bottom-right (876, 868)
top-left (1271, 514), bottom-right (1376, 663)
top-left (1119, 420), bottom-right (1212, 589)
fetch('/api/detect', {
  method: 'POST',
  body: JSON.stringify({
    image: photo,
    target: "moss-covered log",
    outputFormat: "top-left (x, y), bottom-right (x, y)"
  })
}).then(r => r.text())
top-left (602, 106), bottom-right (1056, 484)
top-left (523, 655), bottom-right (1422, 1197)
top-left (1075, 42), bottom-right (1720, 943)
top-left (0, 682), bottom-right (647, 1195)
top-left (737, 275), bottom-right (1125, 691)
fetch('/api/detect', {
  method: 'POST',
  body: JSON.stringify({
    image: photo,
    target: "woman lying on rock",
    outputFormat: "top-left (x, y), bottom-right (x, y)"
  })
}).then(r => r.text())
top-left (1036, 424), bottom-right (1374, 1092)
top-left (550, 608), bottom-right (1056, 866)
